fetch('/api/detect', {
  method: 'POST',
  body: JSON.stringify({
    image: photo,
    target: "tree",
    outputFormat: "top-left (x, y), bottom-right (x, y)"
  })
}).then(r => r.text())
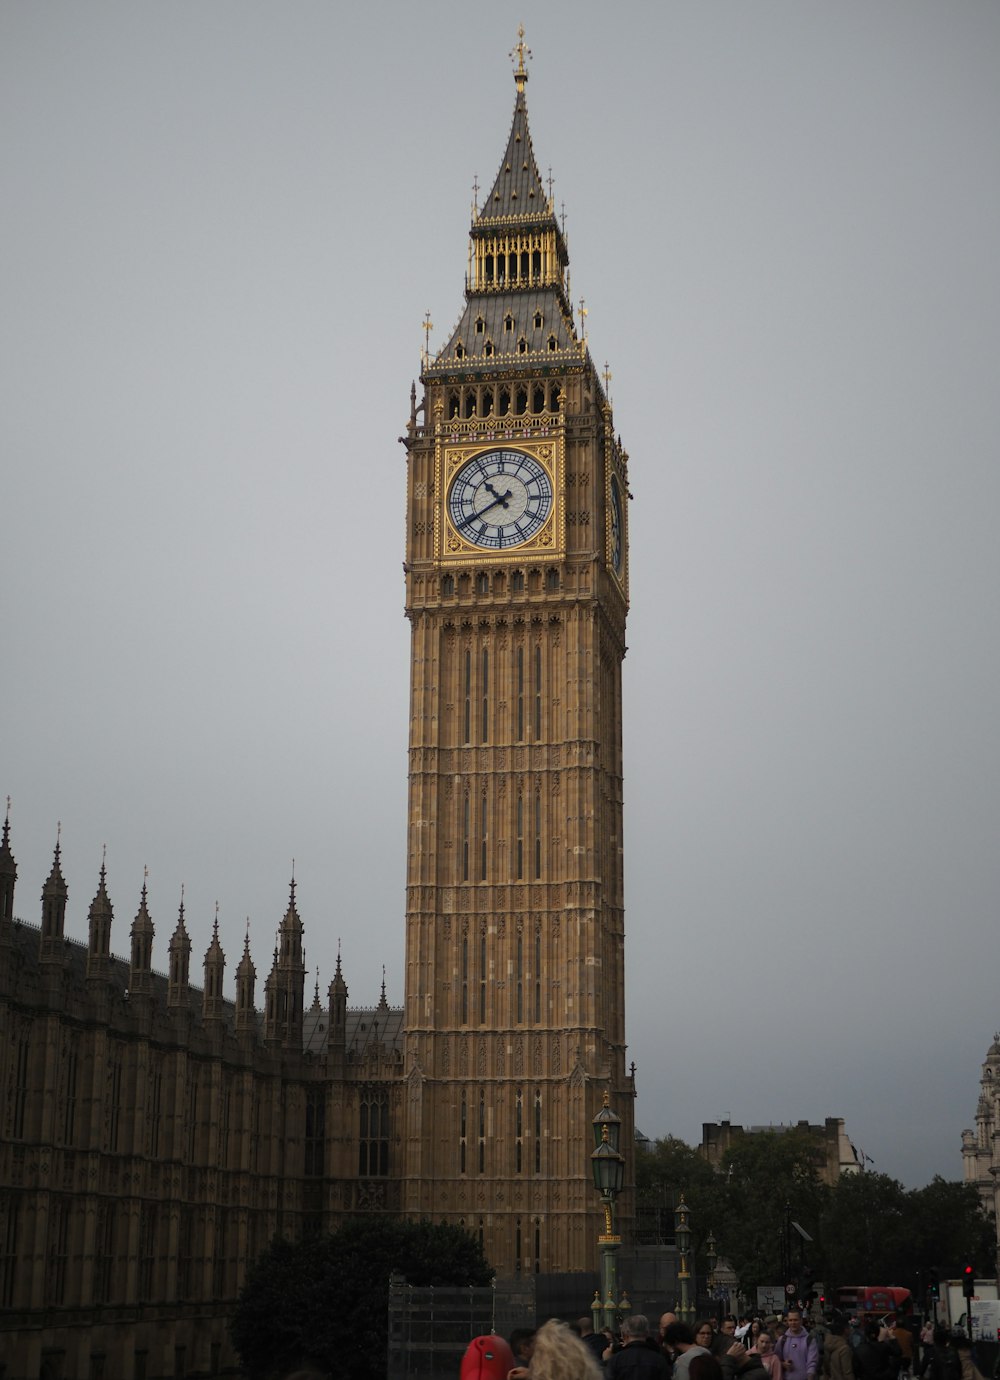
top-left (819, 1171), bottom-right (910, 1286)
top-left (906, 1176), bottom-right (996, 1280)
top-left (635, 1135), bottom-right (720, 1248)
top-left (712, 1127), bottom-right (829, 1296)
top-left (229, 1217), bottom-right (493, 1380)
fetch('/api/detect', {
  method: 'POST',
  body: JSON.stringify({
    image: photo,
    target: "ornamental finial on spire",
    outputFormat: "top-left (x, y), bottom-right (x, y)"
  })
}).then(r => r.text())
top-left (511, 24), bottom-right (531, 92)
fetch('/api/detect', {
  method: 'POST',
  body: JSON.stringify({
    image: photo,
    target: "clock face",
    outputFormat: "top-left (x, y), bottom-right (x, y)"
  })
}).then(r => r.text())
top-left (448, 448), bottom-right (553, 550)
top-left (609, 473), bottom-right (623, 573)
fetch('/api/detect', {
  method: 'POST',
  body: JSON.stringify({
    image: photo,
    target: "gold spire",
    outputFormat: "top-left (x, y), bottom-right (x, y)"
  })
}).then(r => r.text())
top-left (510, 24), bottom-right (531, 92)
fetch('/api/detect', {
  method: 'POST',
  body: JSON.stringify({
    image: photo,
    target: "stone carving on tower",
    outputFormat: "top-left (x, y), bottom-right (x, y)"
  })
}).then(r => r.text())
top-left (400, 30), bottom-right (635, 1275)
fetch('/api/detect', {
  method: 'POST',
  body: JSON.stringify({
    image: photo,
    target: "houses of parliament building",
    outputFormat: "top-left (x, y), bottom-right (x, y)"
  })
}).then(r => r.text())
top-left (1, 37), bottom-right (635, 1379)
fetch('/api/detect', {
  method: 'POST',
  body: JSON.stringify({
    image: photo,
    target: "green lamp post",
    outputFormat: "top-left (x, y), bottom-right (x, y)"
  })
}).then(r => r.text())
top-left (590, 1091), bottom-right (626, 1332)
top-left (675, 1195), bottom-right (692, 1323)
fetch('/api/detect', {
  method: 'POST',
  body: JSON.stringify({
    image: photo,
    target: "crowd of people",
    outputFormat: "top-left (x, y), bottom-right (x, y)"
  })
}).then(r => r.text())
top-left (461, 1305), bottom-right (997, 1380)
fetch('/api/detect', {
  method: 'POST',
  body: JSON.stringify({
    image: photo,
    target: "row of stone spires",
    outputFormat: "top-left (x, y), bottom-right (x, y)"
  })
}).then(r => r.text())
top-left (0, 805), bottom-right (351, 1048)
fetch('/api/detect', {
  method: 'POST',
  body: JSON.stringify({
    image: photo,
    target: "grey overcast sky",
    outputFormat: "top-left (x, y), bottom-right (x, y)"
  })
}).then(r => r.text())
top-left (3, 2), bottom-right (999, 1192)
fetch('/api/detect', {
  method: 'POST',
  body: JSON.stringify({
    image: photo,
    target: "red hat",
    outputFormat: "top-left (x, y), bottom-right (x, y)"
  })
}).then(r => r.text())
top-left (460, 1334), bottom-right (516, 1380)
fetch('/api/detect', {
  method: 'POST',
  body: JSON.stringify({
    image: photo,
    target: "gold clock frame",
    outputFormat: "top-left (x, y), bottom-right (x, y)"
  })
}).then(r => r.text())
top-left (606, 465), bottom-right (627, 596)
top-left (436, 429), bottom-right (565, 564)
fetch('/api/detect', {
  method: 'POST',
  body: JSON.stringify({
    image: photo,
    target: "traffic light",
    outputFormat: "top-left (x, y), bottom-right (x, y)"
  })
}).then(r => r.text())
top-left (927, 1268), bottom-right (940, 1300)
top-left (963, 1266), bottom-right (975, 1299)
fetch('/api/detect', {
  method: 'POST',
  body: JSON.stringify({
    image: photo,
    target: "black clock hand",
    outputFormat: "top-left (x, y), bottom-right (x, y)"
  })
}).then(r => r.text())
top-left (484, 481), bottom-right (509, 504)
top-left (459, 489), bottom-right (512, 525)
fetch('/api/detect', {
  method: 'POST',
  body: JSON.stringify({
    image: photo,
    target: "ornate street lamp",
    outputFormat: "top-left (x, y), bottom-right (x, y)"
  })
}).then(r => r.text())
top-left (675, 1195), bottom-right (692, 1323)
top-left (590, 1090), bottom-right (626, 1332)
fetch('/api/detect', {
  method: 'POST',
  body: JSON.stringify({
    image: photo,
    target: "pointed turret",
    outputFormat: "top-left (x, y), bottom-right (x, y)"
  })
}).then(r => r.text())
top-left (263, 944), bottom-right (280, 1044)
top-left (0, 797), bottom-right (16, 934)
top-left (328, 944), bottom-right (348, 1073)
top-left (129, 871), bottom-right (155, 996)
top-left (39, 825), bottom-right (68, 965)
top-left (203, 906), bottom-right (226, 1021)
top-left (167, 888), bottom-right (191, 1009)
top-left (86, 850), bottom-right (114, 983)
top-left (428, 28), bottom-right (578, 376)
top-left (235, 923), bottom-right (257, 1034)
top-left (275, 873), bottom-right (305, 1049)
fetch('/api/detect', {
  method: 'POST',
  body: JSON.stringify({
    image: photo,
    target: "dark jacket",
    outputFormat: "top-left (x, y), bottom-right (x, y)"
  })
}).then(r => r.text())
top-left (606, 1341), bottom-right (671, 1380)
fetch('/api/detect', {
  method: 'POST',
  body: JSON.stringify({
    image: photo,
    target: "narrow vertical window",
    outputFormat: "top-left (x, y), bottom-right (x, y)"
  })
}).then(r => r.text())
top-left (534, 644), bottom-right (542, 739)
top-left (12, 1030), bottom-right (30, 1139)
top-left (461, 935), bottom-right (469, 1024)
top-left (462, 795), bottom-right (470, 882)
top-left (463, 649), bottom-right (471, 744)
top-left (479, 929), bottom-right (487, 1024)
top-left (63, 1048), bottom-right (78, 1146)
top-left (480, 794), bottom-right (487, 881)
top-left (534, 927), bottom-right (542, 1023)
top-left (516, 647), bottom-right (524, 741)
top-left (481, 648), bottom-right (489, 742)
top-left (460, 1096), bottom-right (467, 1173)
top-left (534, 1219), bottom-right (541, 1273)
top-left (515, 1218), bottom-right (522, 1274)
top-left (534, 1091), bottom-right (542, 1173)
top-left (478, 1091), bottom-right (486, 1173)
top-left (516, 935), bottom-right (523, 1023)
top-left (534, 791), bottom-right (542, 879)
top-left (516, 796), bottom-right (524, 881)
top-left (515, 1090), bottom-right (523, 1173)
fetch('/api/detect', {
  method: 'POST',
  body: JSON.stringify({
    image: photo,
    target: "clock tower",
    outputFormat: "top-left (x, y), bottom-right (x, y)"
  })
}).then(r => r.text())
top-left (400, 36), bottom-right (634, 1276)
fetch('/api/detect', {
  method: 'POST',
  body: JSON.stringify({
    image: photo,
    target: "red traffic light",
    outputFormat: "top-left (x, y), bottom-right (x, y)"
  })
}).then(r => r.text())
top-left (963, 1266), bottom-right (975, 1299)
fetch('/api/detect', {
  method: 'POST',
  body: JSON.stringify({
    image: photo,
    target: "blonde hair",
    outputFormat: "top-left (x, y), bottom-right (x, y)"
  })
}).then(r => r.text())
top-left (529, 1319), bottom-right (603, 1380)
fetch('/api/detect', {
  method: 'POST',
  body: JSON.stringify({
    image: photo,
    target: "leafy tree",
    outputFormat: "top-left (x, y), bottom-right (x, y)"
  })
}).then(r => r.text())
top-left (635, 1135), bottom-right (720, 1248)
top-left (712, 1127), bottom-right (829, 1295)
top-left (907, 1176), bottom-right (996, 1280)
top-left (819, 1171), bottom-right (910, 1286)
top-left (229, 1217), bottom-right (492, 1380)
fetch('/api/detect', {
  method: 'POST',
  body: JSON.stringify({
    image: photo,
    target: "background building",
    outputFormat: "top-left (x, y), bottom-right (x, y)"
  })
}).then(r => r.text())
top-left (700, 1118), bottom-right (859, 1186)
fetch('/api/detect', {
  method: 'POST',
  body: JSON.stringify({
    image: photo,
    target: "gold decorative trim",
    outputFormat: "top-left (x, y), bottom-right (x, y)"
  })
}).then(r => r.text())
top-left (434, 426), bottom-right (565, 566)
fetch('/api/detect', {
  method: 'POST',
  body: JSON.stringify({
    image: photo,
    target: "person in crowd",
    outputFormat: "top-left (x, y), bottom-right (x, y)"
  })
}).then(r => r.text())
top-left (507, 1326), bottom-right (537, 1380)
top-left (605, 1315), bottom-right (671, 1380)
top-left (821, 1314), bottom-right (854, 1380)
top-left (854, 1320), bottom-right (896, 1380)
top-left (459, 1335), bottom-right (516, 1380)
top-left (775, 1309), bottom-right (819, 1380)
top-left (919, 1327), bottom-right (961, 1380)
top-left (951, 1332), bottom-right (988, 1380)
top-left (754, 1332), bottom-right (782, 1380)
top-left (693, 1323), bottom-right (716, 1353)
top-left (690, 1356), bottom-right (726, 1380)
top-left (664, 1322), bottom-right (713, 1380)
top-left (577, 1316), bottom-right (610, 1366)
top-left (746, 1321), bottom-right (765, 1351)
top-left (518, 1319), bottom-right (601, 1380)
top-left (891, 1316), bottom-right (914, 1378)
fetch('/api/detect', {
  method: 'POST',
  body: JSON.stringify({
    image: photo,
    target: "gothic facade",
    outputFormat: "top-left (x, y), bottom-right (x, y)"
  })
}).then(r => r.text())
top-left (961, 1032), bottom-right (1000, 1269)
top-left (0, 819), bottom-right (405, 1377)
top-left (0, 39), bottom-right (633, 1378)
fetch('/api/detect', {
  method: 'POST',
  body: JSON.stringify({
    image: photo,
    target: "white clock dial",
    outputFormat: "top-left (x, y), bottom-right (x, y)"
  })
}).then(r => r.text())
top-left (448, 449), bottom-right (553, 550)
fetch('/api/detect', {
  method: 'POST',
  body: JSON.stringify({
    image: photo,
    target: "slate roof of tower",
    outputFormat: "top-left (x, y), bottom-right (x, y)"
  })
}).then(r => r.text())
top-left (477, 80), bottom-right (552, 228)
top-left (429, 67), bottom-right (578, 375)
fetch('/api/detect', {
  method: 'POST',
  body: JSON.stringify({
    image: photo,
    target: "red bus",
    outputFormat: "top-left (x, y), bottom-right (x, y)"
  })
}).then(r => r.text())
top-left (836, 1287), bottom-right (913, 1317)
